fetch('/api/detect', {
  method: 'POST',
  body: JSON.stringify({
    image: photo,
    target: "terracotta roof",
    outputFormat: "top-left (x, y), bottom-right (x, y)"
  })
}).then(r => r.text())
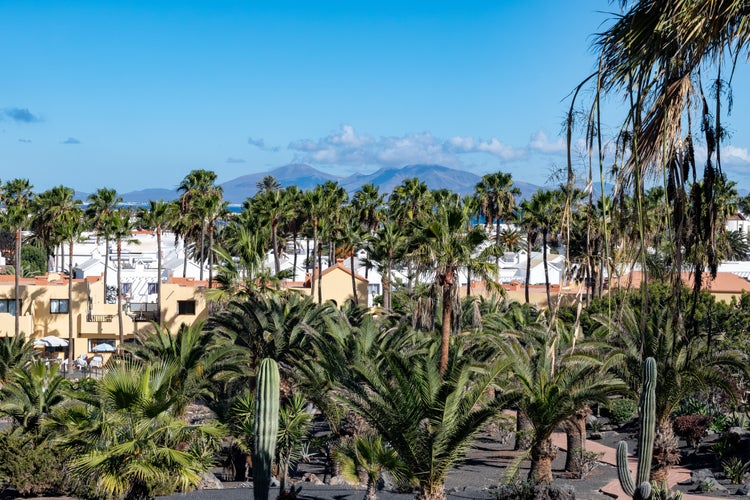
top-left (132, 229), bottom-right (155, 235)
top-left (728, 213), bottom-right (746, 221)
top-left (165, 276), bottom-right (208, 287)
top-left (612, 271), bottom-right (750, 294)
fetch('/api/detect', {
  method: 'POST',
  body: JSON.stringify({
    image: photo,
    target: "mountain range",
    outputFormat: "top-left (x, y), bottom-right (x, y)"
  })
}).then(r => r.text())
top-left (93, 164), bottom-right (544, 204)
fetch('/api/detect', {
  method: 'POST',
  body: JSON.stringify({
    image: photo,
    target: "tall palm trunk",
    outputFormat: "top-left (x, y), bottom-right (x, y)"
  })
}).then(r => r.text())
top-left (68, 239), bottom-right (75, 362)
top-left (317, 240), bottom-right (323, 304)
top-left (350, 253), bottom-right (358, 305)
top-left (117, 239), bottom-right (124, 352)
top-left (199, 220), bottom-right (206, 281)
top-left (515, 410), bottom-right (533, 450)
top-left (542, 227), bottom-right (551, 307)
top-left (14, 229), bottom-right (20, 337)
top-left (439, 277), bottom-right (453, 375)
top-left (272, 218), bottom-right (280, 278)
top-left (311, 219), bottom-right (318, 303)
top-left (156, 228), bottom-right (163, 327)
top-left (383, 255), bottom-right (392, 311)
top-left (103, 238), bottom-right (110, 302)
top-left (525, 232), bottom-right (532, 304)
top-left (292, 228), bottom-right (299, 281)
top-left (208, 222), bottom-right (214, 289)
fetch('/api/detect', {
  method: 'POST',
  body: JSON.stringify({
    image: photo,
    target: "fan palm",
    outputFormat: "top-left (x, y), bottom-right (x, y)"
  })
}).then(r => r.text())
top-left (0, 333), bottom-right (34, 385)
top-left (107, 208), bottom-right (136, 350)
top-left (137, 200), bottom-right (176, 326)
top-left (128, 321), bottom-right (247, 416)
top-left (86, 187), bottom-right (122, 302)
top-left (61, 360), bottom-right (223, 499)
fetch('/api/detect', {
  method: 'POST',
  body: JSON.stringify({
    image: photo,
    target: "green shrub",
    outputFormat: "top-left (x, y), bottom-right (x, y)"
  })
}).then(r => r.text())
top-left (0, 431), bottom-right (74, 496)
top-left (608, 398), bottom-right (638, 425)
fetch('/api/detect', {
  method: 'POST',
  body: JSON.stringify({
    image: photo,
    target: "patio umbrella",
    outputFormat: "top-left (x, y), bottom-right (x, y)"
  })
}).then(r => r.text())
top-left (91, 343), bottom-right (116, 352)
top-left (33, 336), bottom-right (69, 348)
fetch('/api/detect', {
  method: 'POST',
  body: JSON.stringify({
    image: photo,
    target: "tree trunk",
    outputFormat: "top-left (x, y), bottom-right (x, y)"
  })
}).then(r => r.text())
top-left (651, 419), bottom-right (679, 486)
top-left (564, 408), bottom-right (590, 475)
top-left (311, 220), bottom-right (318, 302)
top-left (439, 281), bottom-right (452, 375)
top-left (383, 256), bottom-right (392, 311)
top-left (415, 482), bottom-right (446, 500)
top-left (364, 478), bottom-right (377, 500)
top-left (199, 219), bottom-right (206, 281)
top-left (515, 410), bottom-right (534, 450)
top-left (525, 233), bottom-right (532, 304)
top-left (272, 218), bottom-right (280, 277)
top-left (292, 229), bottom-right (299, 281)
top-left (543, 228), bottom-right (551, 307)
top-left (529, 437), bottom-right (557, 484)
top-left (317, 235), bottom-right (323, 304)
top-left (156, 228), bottom-right (162, 327)
top-left (103, 238), bottom-right (110, 302)
top-left (14, 229), bottom-right (20, 337)
top-left (350, 254), bottom-right (358, 305)
top-left (68, 239), bottom-right (75, 362)
top-left (208, 221), bottom-right (215, 289)
top-left (117, 240), bottom-right (124, 352)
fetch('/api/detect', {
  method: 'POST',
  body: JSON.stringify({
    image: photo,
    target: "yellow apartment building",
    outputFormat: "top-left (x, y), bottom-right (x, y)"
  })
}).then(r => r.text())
top-left (282, 261), bottom-right (369, 306)
top-left (0, 273), bottom-right (208, 360)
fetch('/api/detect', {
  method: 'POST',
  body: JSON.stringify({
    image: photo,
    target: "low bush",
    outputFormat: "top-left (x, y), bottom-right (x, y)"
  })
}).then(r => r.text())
top-left (722, 457), bottom-right (750, 484)
top-left (608, 398), bottom-right (637, 425)
top-left (673, 414), bottom-right (710, 450)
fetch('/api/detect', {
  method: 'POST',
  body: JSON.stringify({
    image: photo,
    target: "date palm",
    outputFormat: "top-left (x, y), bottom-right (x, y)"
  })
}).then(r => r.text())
top-left (313, 321), bottom-right (516, 500)
top-left (178, 169), bottom-right (222, 281)
top-left (0, 333), bottom-right (34, 386)
top-left (498, 325), bottom-right (623, 484)
top-left (2, 179), bottom-right (34, 336)
top-left (594, 301), bottom-right (747, 482)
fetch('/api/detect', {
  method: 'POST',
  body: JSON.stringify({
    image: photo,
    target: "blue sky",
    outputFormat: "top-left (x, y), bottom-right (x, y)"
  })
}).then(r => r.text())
top-left (2, 1), bottom-right (750, 194)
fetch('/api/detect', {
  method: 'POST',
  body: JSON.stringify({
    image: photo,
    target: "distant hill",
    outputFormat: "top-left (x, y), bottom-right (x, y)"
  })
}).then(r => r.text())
top-left (220, 164), bottom-right (342, 203)
top-left (112, 163), bottom-right (545, 204)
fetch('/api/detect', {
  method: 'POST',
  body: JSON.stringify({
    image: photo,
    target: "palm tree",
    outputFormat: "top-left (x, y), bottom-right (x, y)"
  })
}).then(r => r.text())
top-left (367, 220), bottom-right (405, 312)
top-left (522, 189), bottom-right (560, 308)
top-left (256, 175), bottom-right (281, 194)
top-left (2, 179), bottom-right (34, 337)
top-left (336, 433), bottom-right (405, 500)
top-left (474, 171), bottom-right (520, 245)
top-left (128, 321), bottom-right (246, 416)
top-left (137, 200), bottom-right (175, 326)
top-left (61, 360), bottom-right (223, 499)
top-left (336, 211), bottom-right (368, 305)
top-left (309, 321), bottom-right (516, 500)
top-left (0, 361), bottom-right (68, 437)
top-left (178, 169), bottom-right (222, 281)
top-left (30, 186), bottom-right (71, 270)
top-left (0, 333), bottom-right (33, 385)
top-left (53, 188), bottom-right (83, 363)
top-left (86, 188), bottom-right (122, 302)
top-left (595, 301), bottom-right (747, 482)
top-left (253, 179), bottom-right (289, 280)
top-left (303, 186), bottom-right (326, 303)
top-left (499, 325), bottom-right (623, 484)
top-left (409, 201), bottom-right (496, 374)
top-left (107, 208), bottom-right (135, 351)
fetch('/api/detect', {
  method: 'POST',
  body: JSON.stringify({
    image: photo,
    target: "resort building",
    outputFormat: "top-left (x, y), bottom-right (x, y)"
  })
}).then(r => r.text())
top-left (0, 272), bottom-right (208, 359)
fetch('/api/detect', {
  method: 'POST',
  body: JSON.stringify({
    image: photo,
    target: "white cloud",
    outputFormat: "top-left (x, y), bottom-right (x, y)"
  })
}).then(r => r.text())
top-left (723, 145), bottom-right (750, 164)
top-left (288, 124), bottom-right (527, 169)
top-left (529, 130), bottom-right (566, 154)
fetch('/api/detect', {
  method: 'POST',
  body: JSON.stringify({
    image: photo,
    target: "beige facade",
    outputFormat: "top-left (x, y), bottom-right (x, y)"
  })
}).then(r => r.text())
top-left (283, 262), bottom-right (369, 306)
top-left (0, 273), bottom-right (208, 360)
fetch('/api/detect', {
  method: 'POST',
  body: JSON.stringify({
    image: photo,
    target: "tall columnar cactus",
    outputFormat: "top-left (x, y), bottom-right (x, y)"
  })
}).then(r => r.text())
top-left (617, 357), bottom-right (657, 500)
top-left (253, 358), bottom-right (280, 500)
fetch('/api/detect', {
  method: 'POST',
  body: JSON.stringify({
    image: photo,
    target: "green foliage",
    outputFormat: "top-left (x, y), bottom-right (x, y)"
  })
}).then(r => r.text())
top-left (0, 431), bottom-right (70, 496)
top-left (608, 398), bottom-right (638, 425)
top-left (335, 433), bottom-right (408, 499)
top-left (21, 244), bottom-right (47, 277)
top-left (722, 457), bottom-right (749, 484)
top-left (0, 332), bottom-right (34, 384)
top-left (276, 393), bottom-right (313, 495)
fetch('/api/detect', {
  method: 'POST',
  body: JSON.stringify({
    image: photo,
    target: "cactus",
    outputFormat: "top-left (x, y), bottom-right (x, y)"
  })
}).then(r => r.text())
top-left (252, 358), bottom-right (280, 500)
top-left (616, 357), bottom-right (656, 500)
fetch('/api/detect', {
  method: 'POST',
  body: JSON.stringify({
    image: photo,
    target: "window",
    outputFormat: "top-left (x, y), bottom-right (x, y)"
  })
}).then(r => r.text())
top-left (121, 283), bottom-right (131, 295)
top-left (148, 283), bottom-right (157, 294)
top-left (0, 299), bottom-right (19, 316)
top-left (178, 300), bottom-right (196, 315)
top-left (368, 284), bottom-right (381, 296)
top-left (50, 299), bottom-right (69, 314)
